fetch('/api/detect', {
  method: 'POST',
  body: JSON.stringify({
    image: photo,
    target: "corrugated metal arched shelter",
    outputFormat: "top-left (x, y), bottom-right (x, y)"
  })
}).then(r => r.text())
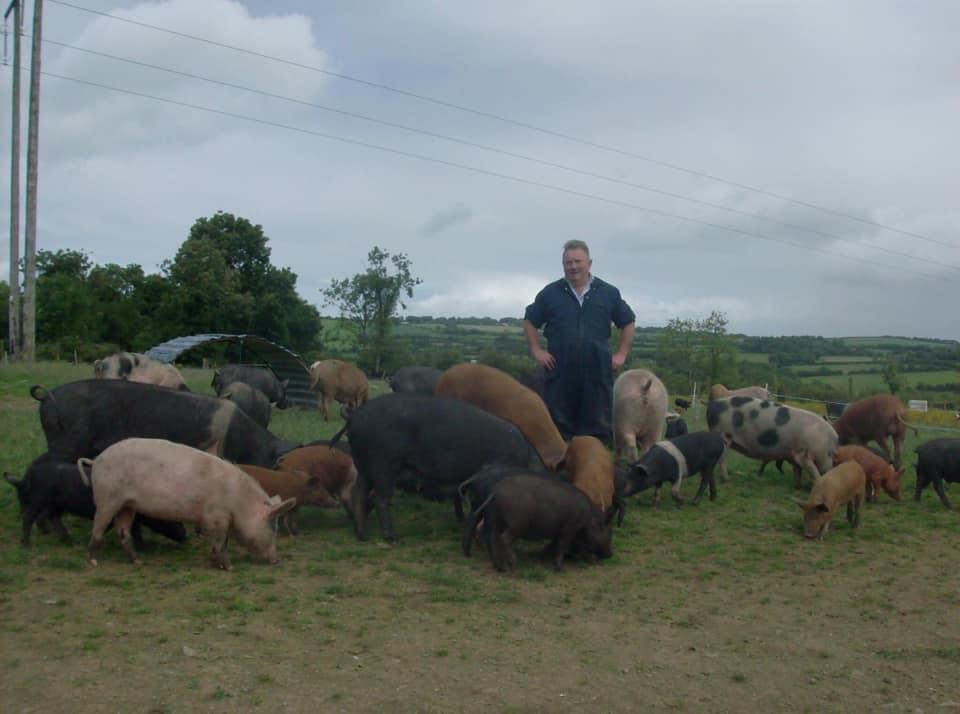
top-left (145, 333), bottom-right (316, 408)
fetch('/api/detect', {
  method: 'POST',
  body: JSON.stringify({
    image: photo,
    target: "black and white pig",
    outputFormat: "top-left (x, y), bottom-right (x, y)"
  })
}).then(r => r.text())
top-left (4, 452), bottom-right (186, 546)
top-left (914, 438), bottom-right (960, 509)
top-left (707, 396), bottom-right (837, 488)
top-left (31, 379), bottom-right (298, 468)
top-left (338, 393), bottom-right (545, 542)
top-left (623, 431), bottom-right (727, 506)
top-left (461, 472), bottom-right (613, 572)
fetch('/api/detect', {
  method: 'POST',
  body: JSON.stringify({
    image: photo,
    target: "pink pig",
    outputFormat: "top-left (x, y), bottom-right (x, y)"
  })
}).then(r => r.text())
top-left (79, 438), bottom-right (295, 569)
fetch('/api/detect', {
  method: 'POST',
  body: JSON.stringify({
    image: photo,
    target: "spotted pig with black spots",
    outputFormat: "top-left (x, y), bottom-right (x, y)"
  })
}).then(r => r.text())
top-left (706, 396), bottom-right (838, 488)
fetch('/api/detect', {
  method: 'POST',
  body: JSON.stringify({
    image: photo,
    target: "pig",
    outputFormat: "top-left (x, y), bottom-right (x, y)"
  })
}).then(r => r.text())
top-left (211, 364), bottom-right (289, 408)
top-left (708, 384), bottom-right (770, 401)
top-left (4, 453), bottom-right (186, 546)
top-left (236, 464), bottom-right (337, 534)
top-left (309, 359), bottom-right (369, 421)
top-left (665, 412), bottom-right (688, 439)
top-left (94, 351), bottom-right (188, 391)
top-left (79, 438), bottom-right (296, 569)
top-left (914, 438), bottom-right (960, 509)
top-left (220, 381), bottom-right (272, 428)
top-left (458, 464), bottom-right (557, 517)
top-left (795, 461), bottom-right (866, 540)
top-left (563, 435), bottom-right (622, 522)
top-left (388, 365), bottom-right (442, 395)
top-left (707, 396), bottom-right (838, 488)
top-left (461, 472), bottom-right (613, 571)
top-left (31, 379), bottom-right (298, 468)
top-left (612, 369), bottom-right (668, 463)
top-left (435, 363), bottom-right (567, 471)
top-left (623, 431), bottom-right (727, 506)
top-left (833, 445), bottom-right (903, 502)
top-left (340, 393), bottom-right (544, 542)
top-left (832, 394), bottom-right (918, 468)
top-left (274, 444), bottom-right (361, 519)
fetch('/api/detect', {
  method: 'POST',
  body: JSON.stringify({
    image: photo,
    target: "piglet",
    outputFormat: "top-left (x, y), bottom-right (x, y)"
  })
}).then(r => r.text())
top-left (833, 445), bottom-right (902, 501)
top-left (79, 437), bottom-right (295, 569)
top-left (237, 463), bottom-right (337, 535)
top-left (795, 461), bottom-right (866, 540)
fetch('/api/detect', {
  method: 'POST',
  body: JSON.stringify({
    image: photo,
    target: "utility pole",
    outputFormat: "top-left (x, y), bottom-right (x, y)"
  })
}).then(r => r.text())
top-left (5, 0), bottom-right (21, 359)
top-left (22, 0), bottom-right (40, 362)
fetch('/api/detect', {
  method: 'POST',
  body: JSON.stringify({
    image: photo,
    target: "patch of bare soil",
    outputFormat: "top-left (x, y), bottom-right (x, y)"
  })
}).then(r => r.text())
top-left (1, 522), bottom-right (958, 713)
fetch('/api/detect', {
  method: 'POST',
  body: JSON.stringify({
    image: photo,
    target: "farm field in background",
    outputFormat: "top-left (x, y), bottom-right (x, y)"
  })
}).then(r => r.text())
top-left (1, 361), bottom-right (959, 712)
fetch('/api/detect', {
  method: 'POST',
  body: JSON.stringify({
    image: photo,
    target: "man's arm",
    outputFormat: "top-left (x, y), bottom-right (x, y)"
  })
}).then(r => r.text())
top-left (612, 322), bottom-right (635, 371)
top-left (523, 319), bottom-right (556, 370)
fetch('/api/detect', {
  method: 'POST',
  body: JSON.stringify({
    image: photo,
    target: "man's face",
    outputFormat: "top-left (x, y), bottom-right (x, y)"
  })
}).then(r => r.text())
top-left (563, 248), bottom-right (591, 285)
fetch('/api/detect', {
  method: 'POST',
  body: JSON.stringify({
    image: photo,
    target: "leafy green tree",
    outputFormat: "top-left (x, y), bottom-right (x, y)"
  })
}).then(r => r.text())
top-left (881, 355), bottom-right (902, 394)
top-left (187, 211), bottom-right (272, 296)
top-left (695, 310), bottom-right (739, 387)
top-left (322, 246), bottom-right (422, 374)
top-left (35, 249), bottom-right (95, 348)
top-left (655, 317), bottom-right (699, 392)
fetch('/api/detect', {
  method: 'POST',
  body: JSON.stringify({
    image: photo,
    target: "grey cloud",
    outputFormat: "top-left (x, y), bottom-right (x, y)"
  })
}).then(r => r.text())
top-left (422, 204), bottom-right (473, 236)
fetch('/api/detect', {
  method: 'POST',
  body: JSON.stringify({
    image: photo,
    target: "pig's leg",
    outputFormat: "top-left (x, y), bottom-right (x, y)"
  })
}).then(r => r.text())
top-left (114, 507), bottom-right (141, 565)
top-left (932, 479), bottom-right (952, 509)
top-left (35, 512), bottom-right (54, 535)
top-left (371, 475), bottom-right (397, 543)
top-left (20, 503), bottom-right (48, 546)
top-left (671, 473), bottom-right (685, 505)
top-left (717, 452), bottom-right (729, 483)
top-left (500, 531), bottom-right (517, 572)
top-left (347, 477), bottom-right (370, 541)
top-left (653, 485), bottom-right (662, 506)
top-left (452, 494), bottom-right (465, 524)
top-left (49, 512), bottom-right (72, 543)
top-left (692, 473), bottom-right (710, 505)
top-left (206, 520), bottom-right (232, 570)
top-left (87, 503), bottom-right (118, 566)
top-left (876, 436), bottom-right (893, 465)
top-left (892, 436), bottom-right (903, 469)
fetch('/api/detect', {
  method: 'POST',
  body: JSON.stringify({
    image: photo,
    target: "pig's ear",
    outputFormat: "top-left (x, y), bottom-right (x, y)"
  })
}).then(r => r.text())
top-left (266, 497), bottom-right (297, 520)
top-left (204, 440), bottom-right (221, 456)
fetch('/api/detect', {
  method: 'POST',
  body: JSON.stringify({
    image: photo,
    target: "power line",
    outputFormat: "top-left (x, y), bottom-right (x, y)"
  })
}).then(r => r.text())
top-left (33, 68), bottom-right (952, 284)
top-left (40, 36), bottom-right (960, 274)
top-left (46, 0), bottom-right (956, 251)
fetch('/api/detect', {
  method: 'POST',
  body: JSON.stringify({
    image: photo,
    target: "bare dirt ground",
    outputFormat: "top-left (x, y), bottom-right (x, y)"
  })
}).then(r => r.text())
top-left (1, 499), bottom-right (958, 714)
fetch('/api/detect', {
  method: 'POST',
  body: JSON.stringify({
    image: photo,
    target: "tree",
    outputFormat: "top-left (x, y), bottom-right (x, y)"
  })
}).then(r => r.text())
top-left (694, 310), bottom-right (739, 388)
top-left (881, 355), bottom-right (902, 395)
top-left (322, 246), bottom-right (422, 374)
top-left (655, 310), bottom-right (739, 393)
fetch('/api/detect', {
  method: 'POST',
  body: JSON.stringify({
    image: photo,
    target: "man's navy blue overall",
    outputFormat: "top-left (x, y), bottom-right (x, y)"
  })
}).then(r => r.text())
top-left (524, 277), bottom-right (635, 443)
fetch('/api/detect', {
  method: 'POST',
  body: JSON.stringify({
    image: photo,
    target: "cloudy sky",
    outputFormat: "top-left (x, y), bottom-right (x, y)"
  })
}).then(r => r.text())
top-left (1, 0), bottom-right (957, 339)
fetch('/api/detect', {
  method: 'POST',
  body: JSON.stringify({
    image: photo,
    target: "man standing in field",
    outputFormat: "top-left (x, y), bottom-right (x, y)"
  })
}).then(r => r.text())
top-left (523, 240), bottom-right (636, 444)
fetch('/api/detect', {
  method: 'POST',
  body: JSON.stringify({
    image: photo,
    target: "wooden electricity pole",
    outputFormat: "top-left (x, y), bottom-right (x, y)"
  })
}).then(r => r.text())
top-left (5, 0), bottom-right (22, 359)
top-left (22, 0), bottom-right (40, 362)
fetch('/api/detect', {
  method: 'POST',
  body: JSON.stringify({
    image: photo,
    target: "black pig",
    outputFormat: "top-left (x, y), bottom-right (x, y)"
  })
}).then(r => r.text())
top-left (4, 453), bottom-right (186, 546)
top-left (915, 438), bottom-right (960, 509)
top-left (462, 472), bottom-right (612, 572)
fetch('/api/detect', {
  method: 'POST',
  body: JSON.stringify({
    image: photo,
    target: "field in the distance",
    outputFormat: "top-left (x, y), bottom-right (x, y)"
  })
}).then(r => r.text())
top-left (1, 362), bottom-right (959, 712)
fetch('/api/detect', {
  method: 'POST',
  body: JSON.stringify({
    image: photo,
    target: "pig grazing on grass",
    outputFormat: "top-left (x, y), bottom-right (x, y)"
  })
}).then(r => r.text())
top-left (914, 438), bottom-right (960, 509)
top-left (342, 393), bottom-right (544, 542)
top-left (613, 369), bottom-right (668, 463)
top-left (32, 379), bottom-right (298, 468)
top-left (795, 461), bottom-right (866, 540)
top-left (237, 464), bottom-right (337, 535)
top-left (79, 438), bottom-right (295, 569)
top-left (624, 431), bottom-right (727, 506)
top-left (220, 382), bottom-right (272, 429)
top-left (4, 453), bottom-right (186, 547)
top-left (833, 445), bottom-right (903, 502)
top-left (462, 472), bottom-right (612, 572)
top-left (275, 445), bottom-right (360, 517)
top-left (707, 396), bottom-right (837, 488)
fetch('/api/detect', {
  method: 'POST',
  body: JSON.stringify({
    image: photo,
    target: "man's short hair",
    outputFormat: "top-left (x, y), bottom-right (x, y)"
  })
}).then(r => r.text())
top-left (563, 239), bottom-right (590, 257)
